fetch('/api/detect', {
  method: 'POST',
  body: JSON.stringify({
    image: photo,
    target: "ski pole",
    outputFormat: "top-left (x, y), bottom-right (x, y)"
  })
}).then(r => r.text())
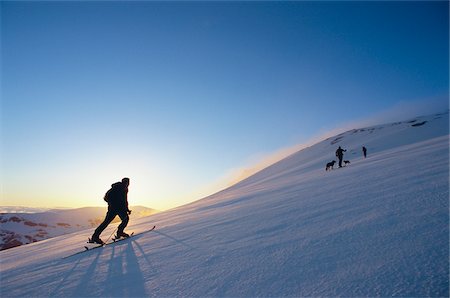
top-left (104, 226), bottom-right (118, 244)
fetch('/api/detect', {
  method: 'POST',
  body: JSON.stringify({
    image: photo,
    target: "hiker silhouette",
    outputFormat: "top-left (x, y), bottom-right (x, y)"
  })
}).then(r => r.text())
top-left (335, 146), bottom-right (347, 168)
top-left (91, 178), bottom-right (132, 244)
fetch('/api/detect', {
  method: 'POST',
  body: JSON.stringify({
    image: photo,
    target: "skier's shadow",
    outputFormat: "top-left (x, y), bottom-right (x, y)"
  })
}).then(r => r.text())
top-left (131, 238), bottom-right (160, 276)
top-left (48, 257), bottom-right (83, 296)
top-left (151, 230), bottom-right (195, 249)
top-left (72, 249), bottom-right (103, 296)
top-left (102, 241), bottom-right (149, 297)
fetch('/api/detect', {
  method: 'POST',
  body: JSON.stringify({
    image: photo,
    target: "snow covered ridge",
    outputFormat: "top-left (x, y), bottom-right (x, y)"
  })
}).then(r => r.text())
top-left (0, 206), bottom-right (51, 213)
top-left (0, 111), bottom-right (448, 297)
top-left (0, 206), bottom-right (158, 251)
top-left (227, 110), bottom-right (449, 191)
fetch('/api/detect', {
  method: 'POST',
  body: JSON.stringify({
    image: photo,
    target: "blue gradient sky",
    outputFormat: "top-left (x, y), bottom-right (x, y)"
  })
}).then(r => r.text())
top-left (1, 1), bottom-right (448, 210)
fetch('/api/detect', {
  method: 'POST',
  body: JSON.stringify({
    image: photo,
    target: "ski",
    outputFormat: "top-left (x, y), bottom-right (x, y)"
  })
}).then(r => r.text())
top-left (85, 232), bottom-right (136, 251)
top-left (63, 225), bottom-right (156, 259)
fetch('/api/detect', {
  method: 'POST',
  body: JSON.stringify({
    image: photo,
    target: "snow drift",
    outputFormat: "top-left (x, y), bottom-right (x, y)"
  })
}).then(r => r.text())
top-left (0, 111), bottom-right (448, 297)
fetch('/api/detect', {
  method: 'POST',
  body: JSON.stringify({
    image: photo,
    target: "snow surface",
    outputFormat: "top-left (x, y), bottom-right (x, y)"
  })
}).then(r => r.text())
top-left (0, 112), bottom-right (448, 297)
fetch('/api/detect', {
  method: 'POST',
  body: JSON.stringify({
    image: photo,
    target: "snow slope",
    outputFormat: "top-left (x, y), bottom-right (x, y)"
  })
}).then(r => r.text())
top-left (0, 111), bottom-right (448, 297)
top-left (0, 206), bottom-right (158, 250)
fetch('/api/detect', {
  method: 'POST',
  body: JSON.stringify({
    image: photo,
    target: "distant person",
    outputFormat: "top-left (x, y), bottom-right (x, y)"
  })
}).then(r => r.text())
top-left (335, 146), bottom-right (347, 168)
top-left (362, 146), bottom-right (367, 158)
top-left (91, 178), bottom-right (132, 244)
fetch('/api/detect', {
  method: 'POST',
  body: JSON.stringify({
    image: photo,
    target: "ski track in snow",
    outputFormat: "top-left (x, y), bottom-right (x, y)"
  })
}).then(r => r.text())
top-left (0, 112), bottom-right (448, 297)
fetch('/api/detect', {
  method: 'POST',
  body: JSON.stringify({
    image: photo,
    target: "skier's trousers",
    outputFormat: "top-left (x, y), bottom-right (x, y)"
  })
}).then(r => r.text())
top-left (93, 207), bottom-right (129, 237)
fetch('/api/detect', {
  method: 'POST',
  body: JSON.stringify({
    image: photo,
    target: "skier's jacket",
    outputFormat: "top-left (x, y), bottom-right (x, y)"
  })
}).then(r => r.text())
top-left (335, 147), bottom-right (346, 158)
top-left (104, 182), bottom-right (129, 212)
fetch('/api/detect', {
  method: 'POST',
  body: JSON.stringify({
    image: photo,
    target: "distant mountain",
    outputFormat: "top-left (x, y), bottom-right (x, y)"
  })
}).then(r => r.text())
top-left (0, 206), bottom-right (158, 250)
top-left (0, 206), bottom-right (51, 213)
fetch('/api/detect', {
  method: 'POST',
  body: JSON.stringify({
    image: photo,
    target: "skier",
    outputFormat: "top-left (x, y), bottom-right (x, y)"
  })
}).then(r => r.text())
top-left (91, 178), bottom-right (132, 244)
top-left (362, 146), bottom-right (367, 158)
top-left (335, 146), bottom-right (347, 168)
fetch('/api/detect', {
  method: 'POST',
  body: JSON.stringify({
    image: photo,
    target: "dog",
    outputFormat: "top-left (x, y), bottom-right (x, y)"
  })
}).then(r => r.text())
top-left (344, 160), bottom-right (351, 166)
top-left (325, 160), bottom-right (336, 171)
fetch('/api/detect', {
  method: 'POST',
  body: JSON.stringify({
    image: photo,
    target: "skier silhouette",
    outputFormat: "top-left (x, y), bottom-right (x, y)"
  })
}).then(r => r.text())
top-left (91, 178), bottom-right (132, 244)
top-left (335, 146), bottom-right (347, 168)
top-left (362, 146), bottom-right (367, 158)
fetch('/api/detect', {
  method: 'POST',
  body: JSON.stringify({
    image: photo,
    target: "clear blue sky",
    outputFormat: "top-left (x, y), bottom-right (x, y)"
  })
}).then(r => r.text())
top-left (1, 1), bottom-right (448, 210)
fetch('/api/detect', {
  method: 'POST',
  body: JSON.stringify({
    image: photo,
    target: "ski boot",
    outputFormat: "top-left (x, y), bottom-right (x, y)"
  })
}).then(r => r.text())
top-left (116, 231), bottom-right (130, 239)
top-left (89, 235), bottom-right (105, 245)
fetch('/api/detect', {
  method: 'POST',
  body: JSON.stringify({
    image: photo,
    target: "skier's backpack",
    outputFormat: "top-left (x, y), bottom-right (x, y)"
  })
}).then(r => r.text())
top-left (104, 189), bottom-right (111, 203)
